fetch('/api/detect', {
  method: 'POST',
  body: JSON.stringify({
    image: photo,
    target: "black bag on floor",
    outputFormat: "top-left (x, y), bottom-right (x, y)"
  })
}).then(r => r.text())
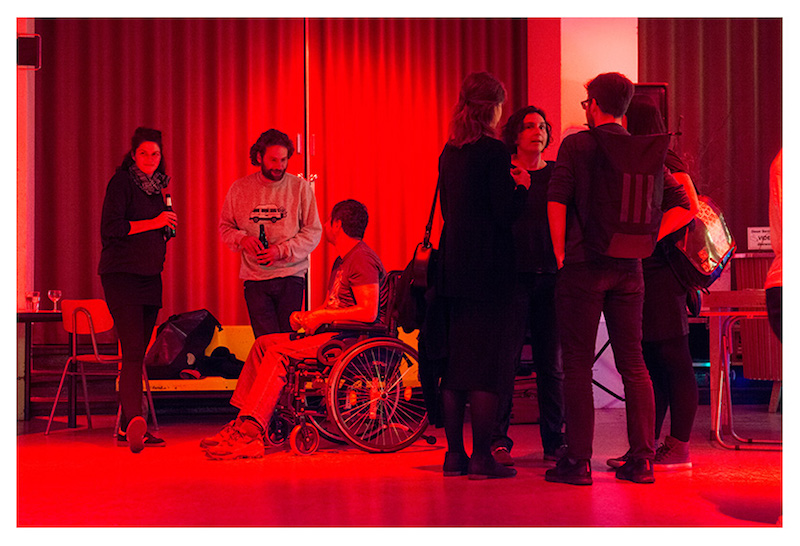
top-left (144, 309), bottom-right (222, 379)
top-left (584, 130), bottom-right (670, 258)
top-left (199, 346), bottom-right (245, 379)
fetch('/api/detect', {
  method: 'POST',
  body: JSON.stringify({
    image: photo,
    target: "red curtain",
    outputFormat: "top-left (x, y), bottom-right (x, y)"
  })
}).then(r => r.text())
top-left (35, 18), bottom-right (306, 336)
top-left (32, 18), bottom-right (527, 340)
top-left (638, 18), bottom-right (782, 248)
top-left (305, 18), bottom-right (528, 302)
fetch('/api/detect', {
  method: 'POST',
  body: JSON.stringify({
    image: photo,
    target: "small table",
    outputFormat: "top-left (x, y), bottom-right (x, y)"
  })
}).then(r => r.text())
top-left (17, 310), bottom-right (63, 421)
top-left (701, 290), bottom-right (780, 450)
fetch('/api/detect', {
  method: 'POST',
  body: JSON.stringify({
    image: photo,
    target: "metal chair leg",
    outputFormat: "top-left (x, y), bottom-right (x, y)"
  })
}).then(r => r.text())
top-left (78, 361), bottom-right (93, 430)
top-left (714, 316), bottom-right (781, 451)
top-left (114, 405), bottom-right (122, 437)
top-left (45, 358), bottom-right (73, 435)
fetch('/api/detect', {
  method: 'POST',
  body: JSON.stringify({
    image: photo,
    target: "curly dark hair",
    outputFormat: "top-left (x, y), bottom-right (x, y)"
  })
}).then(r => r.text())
top-left (330, 199), bottom-right (369, 239)
top-left (249, 129), bottom-right (295, 166)
top-left (501, 105), bottom-right (553, 154)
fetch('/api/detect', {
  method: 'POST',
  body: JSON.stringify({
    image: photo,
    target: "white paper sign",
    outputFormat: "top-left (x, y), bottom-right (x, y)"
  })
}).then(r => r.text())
top-left (747, 227), bottom-right (772, 250)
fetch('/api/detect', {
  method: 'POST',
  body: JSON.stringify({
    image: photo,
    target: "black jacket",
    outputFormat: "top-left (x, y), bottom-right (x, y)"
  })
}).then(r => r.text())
top-left (436, 135), bottom-right (527, 301)
top-left (98, 168), bottom-right (168, 276)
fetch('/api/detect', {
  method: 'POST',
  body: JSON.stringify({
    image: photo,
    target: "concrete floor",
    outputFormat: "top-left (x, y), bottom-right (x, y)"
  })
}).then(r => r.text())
top-left (16, 403), bottom-right (783, 532)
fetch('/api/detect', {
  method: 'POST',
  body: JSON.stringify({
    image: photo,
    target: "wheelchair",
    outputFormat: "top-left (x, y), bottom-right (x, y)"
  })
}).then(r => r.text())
top-left (266, 271), bottom-right (436, 456)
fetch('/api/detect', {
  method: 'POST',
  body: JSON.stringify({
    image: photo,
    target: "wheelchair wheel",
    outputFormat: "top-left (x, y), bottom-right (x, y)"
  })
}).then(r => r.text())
top-left (301, 394), bottom-right (347, 445)
top-left (266, 410), bottom-right (293, 447)
top-left (289, 423), bottom-right (320, 456)
top-left (327, 338), bottom-right (428, 453)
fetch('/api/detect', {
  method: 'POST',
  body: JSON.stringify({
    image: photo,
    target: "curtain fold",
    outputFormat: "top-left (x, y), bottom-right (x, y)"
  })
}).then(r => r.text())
top-left (33, 18), bottom-right (527, 342)
top-left (34, 19), bottom-right (306, 338)
top-left (306, 18), bottom-right (528, 302)
top-left (638, 18), bottom-right (782, 248)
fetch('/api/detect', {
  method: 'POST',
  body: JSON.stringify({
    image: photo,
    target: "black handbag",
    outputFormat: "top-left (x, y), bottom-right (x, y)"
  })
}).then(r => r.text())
top-left (396, 181), bottom-right (440, 332)
top-left (410, 180), bottom-right (440, 290)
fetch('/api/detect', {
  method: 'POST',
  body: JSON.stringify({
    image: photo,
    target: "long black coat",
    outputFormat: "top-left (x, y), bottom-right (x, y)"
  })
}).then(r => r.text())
top-left (436, 135), bottom-right (527, 300)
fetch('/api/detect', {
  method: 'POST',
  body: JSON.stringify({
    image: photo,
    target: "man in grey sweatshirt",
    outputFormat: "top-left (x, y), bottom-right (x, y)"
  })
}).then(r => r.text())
top-left (220, 129), bottom-right (322, 337)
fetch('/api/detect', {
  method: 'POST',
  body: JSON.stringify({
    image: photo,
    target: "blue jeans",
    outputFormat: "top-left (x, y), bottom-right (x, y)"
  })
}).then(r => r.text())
top-left (243, 276), bottom-right (306, 338)
top-left (556, 259), bottom-right (655, 461)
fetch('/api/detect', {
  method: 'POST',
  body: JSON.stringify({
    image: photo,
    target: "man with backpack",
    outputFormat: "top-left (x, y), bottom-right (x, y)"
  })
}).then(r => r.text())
top-left (545, 73), bottom-right (693, 486)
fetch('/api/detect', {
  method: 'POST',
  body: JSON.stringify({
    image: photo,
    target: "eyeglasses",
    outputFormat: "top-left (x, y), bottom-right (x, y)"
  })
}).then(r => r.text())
top-left (581, 98), bottom-right (592, 110)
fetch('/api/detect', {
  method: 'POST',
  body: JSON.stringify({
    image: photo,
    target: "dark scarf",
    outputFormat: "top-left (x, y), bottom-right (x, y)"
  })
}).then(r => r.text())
top-left (129, 164), bottom-right (170, 195)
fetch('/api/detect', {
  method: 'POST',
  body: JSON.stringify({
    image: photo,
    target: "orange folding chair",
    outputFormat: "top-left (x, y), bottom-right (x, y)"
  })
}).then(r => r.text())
top-left (45, 299), bottom-right (158, 435)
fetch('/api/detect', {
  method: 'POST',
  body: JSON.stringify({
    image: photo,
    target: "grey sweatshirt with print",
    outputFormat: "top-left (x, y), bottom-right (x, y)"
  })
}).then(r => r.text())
top-left (219, 171), bottom-right (322, 282)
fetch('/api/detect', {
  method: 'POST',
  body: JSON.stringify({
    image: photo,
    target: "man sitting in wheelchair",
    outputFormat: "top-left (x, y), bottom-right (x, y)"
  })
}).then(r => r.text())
top-left (201, 199), bottom-right (388, 459)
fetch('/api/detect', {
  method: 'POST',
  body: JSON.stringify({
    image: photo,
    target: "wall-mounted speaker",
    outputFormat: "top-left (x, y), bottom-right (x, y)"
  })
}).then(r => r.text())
top-left (18, 34), bottom-right (41, 70)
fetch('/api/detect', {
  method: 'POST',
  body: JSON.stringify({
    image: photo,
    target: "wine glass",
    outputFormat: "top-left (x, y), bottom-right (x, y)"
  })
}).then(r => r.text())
top-left (48, 290), bottom-right (62, 311)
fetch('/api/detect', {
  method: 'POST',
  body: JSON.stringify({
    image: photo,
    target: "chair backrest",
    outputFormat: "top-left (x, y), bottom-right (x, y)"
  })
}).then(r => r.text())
top-left (381, 270), bottom-right (403, 333)
top-left (61, 299), bottom-right (115, 335)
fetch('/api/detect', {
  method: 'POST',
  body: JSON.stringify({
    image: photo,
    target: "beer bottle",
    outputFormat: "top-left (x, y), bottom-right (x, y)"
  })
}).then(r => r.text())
top-left (259, 223), bottom-right (269, 249)
top-left (164, 194), bottom-right (176, 239)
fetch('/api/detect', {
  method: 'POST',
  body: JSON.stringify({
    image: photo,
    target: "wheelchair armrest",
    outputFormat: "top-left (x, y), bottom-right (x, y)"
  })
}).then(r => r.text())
top-left (320, 320), bottom-right (389, 335)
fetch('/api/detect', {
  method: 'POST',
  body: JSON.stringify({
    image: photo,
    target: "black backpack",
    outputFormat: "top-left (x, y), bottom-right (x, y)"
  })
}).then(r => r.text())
top-left (144, 309), bottom-right (222, 379)
top-left (583, 130), bottom-right (670, 259)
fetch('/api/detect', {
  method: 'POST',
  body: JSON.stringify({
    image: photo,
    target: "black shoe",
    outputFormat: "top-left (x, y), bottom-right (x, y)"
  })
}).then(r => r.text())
top-left (492, 446), bottom-right (514, 466)
top-left (468, 457), bottom-right (517, 480)
top-left (117, 431), bottom-right (166, 448)
top-left (544, 444), bottom-right (568, 462)
top-left (123, 416), bottom-right (147, 454)
top-left (442, 451), bottom-right (470, 477)
top-left (615, 458), bottom-right (655, 484)
top-left (545, 457), bottom-right (592, 485)
top-left (606, 450), bottom-right (631, 469)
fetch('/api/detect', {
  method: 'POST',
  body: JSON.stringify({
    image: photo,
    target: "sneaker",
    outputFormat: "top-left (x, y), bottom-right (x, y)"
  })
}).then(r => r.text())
top-left (200, 419), bottom-right (240, 450)
top-left (442, 451), bottom-right (470, 477)
top-left (615, 458), bottom-right (655, 484)
top-left (468, 457), bottom-right (517, 480)
top-left (205, 428), bottom-right (266, 460)
top-left (654, 435), bottom-right (692, 471)
top-left (545, 457), bottom-right (592, 486)
top-left (544, 444), bottom-right (568, 462)
top-left (606, 450), bottom-right (631, 469)
top-left (492, 446), bottom-right (514, 467)
top-left (117, 431), bottom-right (166, 448)
top-left (124, 416), bottom-right (147, 454)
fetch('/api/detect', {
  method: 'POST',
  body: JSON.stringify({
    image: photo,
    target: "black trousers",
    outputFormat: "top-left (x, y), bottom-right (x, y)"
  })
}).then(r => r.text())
top-left (766, 286), bottom-right (782, 342)
top-left (102, 273), bottom-right (161, 431)
top-left (556, 259), bottom-right (655, 461)
top-left (107, 302), bottom-right (159, 430)
top-left (244, 276), bottom-right (306, 338)
top-left (642, 334), bottom-right (697, 443)
top-left (492, 272), bottom-right (565, 454)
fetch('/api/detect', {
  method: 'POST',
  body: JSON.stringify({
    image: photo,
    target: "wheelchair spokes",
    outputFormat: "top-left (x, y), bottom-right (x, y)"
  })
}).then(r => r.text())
top-left (327, 338), bottom-right (428, 453)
